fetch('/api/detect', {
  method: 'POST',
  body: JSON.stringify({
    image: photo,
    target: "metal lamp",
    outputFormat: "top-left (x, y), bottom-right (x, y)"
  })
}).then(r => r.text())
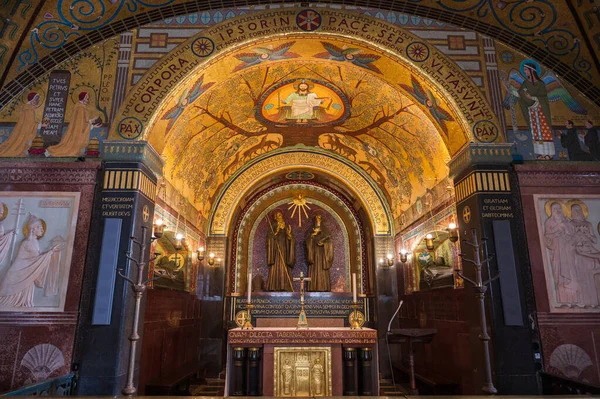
top-left (174, 233), bottom-right (184, 251)
top-left (153, 219), bottom-right (164, 239)
top-left (399, 248), bottom-right (408, 263)
top-left (208, 252), bottom-right (215, 266)
top-left (425, 233), bottom-right (435, 251)
top-left (448, 222), bottom-right (459, 243)
top-left (197, 246), bottom-right (205, 261)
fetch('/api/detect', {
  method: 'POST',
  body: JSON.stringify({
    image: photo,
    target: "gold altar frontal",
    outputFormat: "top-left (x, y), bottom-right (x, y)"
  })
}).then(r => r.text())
top-left (226, 327), bottom-right (379, 396)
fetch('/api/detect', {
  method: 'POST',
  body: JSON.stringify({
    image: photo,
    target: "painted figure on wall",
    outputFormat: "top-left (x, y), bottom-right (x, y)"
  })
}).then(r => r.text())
top-left (161, 75), bottom-right (214, 135)
top-left (0, 93), bottom-right (46, 157)
top-left (266, 211), bottom-right (295, 291)
top-left (0, 215), bottom-right (66, 308)
top-left (45, 92), bottom-right (101, 157)
top-left (558, 120), bottom-right (593, 161)
top-left (503, 60), bottom-right (588, 160)
top-left (282, 80), bottom-right (329, 123)
top-left (306, 215), bottom-right (333, 292)
top-left (584, 120), bottom-right (600, 160)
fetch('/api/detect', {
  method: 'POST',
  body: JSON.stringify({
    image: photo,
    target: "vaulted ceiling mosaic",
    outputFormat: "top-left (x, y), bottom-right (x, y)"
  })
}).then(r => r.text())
top-left (148, 36), bottom-right (456, 219)
top-left (1, 2), bottom-right (599, 109)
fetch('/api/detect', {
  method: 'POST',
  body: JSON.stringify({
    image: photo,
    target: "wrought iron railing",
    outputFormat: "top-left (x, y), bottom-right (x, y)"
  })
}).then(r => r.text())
top-left (540, 371), bottom-right (600, 395)
top-left (1, 373), bottom-right (76, 396)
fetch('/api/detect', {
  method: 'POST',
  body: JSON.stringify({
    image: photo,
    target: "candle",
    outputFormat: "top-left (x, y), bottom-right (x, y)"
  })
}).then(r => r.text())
top-left (248, 272), bottom-right (252, 303)
top-left (352, 273), bottom-right (357, 303)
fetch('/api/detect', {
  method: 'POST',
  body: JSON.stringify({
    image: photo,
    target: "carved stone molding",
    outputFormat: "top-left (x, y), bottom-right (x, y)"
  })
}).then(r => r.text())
top-left (0, 162), bottom-right (100, 185)
top-left (514, 163), bottom-right (600, 187)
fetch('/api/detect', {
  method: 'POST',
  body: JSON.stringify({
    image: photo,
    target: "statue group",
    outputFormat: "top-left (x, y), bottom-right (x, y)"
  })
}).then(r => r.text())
top-left (266, 212), bottom-right (334, 292)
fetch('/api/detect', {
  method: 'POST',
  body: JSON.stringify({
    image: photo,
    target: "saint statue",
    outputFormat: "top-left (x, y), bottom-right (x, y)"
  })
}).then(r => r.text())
top-left (266, 211), bottom-right (295, 291)
top-left (311, 358), bottom-right (324, 395)
top-left (0, 215), bottom-right (65, 308)
top-left (282, 359), bottom-right (294, 395)
top-left (306, 215), bottom-right (333, 292)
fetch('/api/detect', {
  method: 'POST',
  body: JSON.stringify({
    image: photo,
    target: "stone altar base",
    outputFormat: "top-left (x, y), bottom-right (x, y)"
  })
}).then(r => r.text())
top-left (226, 327), bottom-right (379, 396)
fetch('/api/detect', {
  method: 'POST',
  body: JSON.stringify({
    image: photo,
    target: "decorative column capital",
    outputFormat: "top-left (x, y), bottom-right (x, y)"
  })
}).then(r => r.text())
top-left (101, 140), bottom-right (164, 177)
top-left (448, 143), bottom-right (514, 180)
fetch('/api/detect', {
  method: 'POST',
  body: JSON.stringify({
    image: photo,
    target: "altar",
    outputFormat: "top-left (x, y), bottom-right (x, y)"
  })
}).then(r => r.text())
top-left (226, 327), bottom-right (379, 396)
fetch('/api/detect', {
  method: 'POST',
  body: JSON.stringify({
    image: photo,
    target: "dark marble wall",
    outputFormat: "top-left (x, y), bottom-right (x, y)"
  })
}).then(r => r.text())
top-left (0, 161), bottom-right (100, 393)
top-left (396, 287), bottom-right (472, 393)
top-left (138, 289), bottom-right (202, 394)
top-left (516, 163), bottom-right (600, 386)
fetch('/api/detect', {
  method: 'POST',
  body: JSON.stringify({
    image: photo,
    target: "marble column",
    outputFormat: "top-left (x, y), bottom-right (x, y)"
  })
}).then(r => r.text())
top-left (448, 143), bottom-right (538, 394)
top-left (343, 347), bottom-right (358, 395)
top-left (74, 141), bottom-right (163, 395)
top-left (231, 347), bottom-right (247, 396)
top-left (359, 347), bottom-right (374, 395)
top-left (247, 347), bottom-right (261, 396)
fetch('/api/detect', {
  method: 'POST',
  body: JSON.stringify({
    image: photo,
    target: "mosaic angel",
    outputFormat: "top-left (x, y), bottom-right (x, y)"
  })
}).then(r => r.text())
top-left (502, 61), bottom-right (587, 160)
top-left (161, 75), bottom-right (214, 135)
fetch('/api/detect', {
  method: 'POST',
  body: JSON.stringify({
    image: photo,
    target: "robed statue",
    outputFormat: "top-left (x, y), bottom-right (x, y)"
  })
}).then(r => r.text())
top-left (306, 215), bottom-right (334, 292)
top-left (266, 211), bottom-right (295, 291)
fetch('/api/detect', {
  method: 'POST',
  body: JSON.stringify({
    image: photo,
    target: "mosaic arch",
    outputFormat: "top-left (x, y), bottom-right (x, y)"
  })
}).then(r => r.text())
top-left (110, 9), bottom-right (504, 223)
top-left (1, 2), bottom-right (599, 111)
top-left (112, 8), bottom-right (500, 142)
top-left (209, 146), bottom-right (393, 237)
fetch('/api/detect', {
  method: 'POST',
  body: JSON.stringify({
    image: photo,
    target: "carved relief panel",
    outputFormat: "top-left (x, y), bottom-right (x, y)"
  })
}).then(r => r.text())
top-left (274, 347), bottom-right (331, 397)
top-left (0, 192), bottom-right (80, 312)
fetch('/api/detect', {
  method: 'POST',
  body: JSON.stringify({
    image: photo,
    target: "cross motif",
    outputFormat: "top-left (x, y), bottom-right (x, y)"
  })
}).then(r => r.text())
top-left (293, 271), bottom-right (311, 303)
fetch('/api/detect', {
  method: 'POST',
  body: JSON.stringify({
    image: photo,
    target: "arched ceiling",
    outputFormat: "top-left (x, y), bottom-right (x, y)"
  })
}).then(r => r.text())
top-left (1, 1), bottom-right (599, 109)
top-left (146, 35), bottom-right (457, 223)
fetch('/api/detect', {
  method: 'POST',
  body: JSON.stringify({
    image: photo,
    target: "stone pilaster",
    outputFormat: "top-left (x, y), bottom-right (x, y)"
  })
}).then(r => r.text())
top-left (449, 143), bottom-right (538, 394)
top-left (75, 141), bottom-right (163, 395)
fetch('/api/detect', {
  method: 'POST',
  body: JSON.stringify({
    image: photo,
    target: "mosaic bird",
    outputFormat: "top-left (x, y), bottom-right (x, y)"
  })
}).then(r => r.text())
top-left (232, 42), bottom-right (299, 72)
top-left (314, 41), bottom-right (381, 73)
top-left (161, 75), bottom-right (214, 135)
top-left (399, 75), bottom-right (453, 138)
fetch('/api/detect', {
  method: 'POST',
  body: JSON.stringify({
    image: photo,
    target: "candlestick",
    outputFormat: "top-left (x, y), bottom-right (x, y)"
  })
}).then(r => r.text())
top-left (247, 271), bottom-right (252, 303)
top-left (352, 273), bottom-right (357, 303)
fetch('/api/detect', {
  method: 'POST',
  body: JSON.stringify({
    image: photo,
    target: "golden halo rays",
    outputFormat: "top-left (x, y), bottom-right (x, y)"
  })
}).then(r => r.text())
top-left (565, 199), bottom-right (588, 219)
top-left (23, 218), bottom-right (47, 240)
top-left (544, 199), bottom-right (567, 218)
top-left (0, 203), bottom-right (7, 222)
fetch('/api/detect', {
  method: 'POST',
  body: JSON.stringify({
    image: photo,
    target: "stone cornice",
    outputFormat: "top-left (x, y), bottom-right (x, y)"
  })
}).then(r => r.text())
top-left (101, 140), bottom-right (164, 177)
top-left (0, 161), bottom-right (100, 185)
top-left (448, 143), bottom-right (514, 180)
top-left (514, 163), bottom-right (600, 187)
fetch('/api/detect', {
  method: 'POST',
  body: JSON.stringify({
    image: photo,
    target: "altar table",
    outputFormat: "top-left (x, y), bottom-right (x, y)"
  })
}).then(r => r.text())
top-left (226, 327), bottom-right (379, 396)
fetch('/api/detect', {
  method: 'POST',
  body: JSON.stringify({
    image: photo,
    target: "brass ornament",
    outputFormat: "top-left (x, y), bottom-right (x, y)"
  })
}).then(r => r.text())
top-left (349, 309), bottom-right (365, 328)
top-left (234, 310), bottom-right (249, 328)
top-left (274, 347), bottom-right (332, 397)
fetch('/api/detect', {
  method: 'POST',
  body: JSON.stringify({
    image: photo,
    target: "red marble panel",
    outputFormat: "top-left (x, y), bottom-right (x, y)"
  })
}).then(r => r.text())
top-left (0, 161), bottom-right (99, 393)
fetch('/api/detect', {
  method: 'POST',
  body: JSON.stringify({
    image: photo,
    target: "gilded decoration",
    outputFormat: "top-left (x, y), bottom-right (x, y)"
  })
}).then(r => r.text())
top-left (274, 347), bottom-right (332, 397)
top-left (209, 147), bottom-right (391, 236)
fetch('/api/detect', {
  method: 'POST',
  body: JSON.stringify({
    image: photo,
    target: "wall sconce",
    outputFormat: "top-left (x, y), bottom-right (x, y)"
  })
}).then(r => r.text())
top-left (448, 222), bottom-right (459, 243)
top-left (399, 248), bottom-right (408, 263)
top-left (208, 253), bottom-right (215, 266)
top-left (153, 219), bottom-right (164, 239)
top-left (174, 233), bottom-right (184, 251)
top-left (425, 234), bottom-right (435, 251)
top-left (379, 254), bottom-right (394, 268)
top-left (197, 246), bottom-right (205, 261)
